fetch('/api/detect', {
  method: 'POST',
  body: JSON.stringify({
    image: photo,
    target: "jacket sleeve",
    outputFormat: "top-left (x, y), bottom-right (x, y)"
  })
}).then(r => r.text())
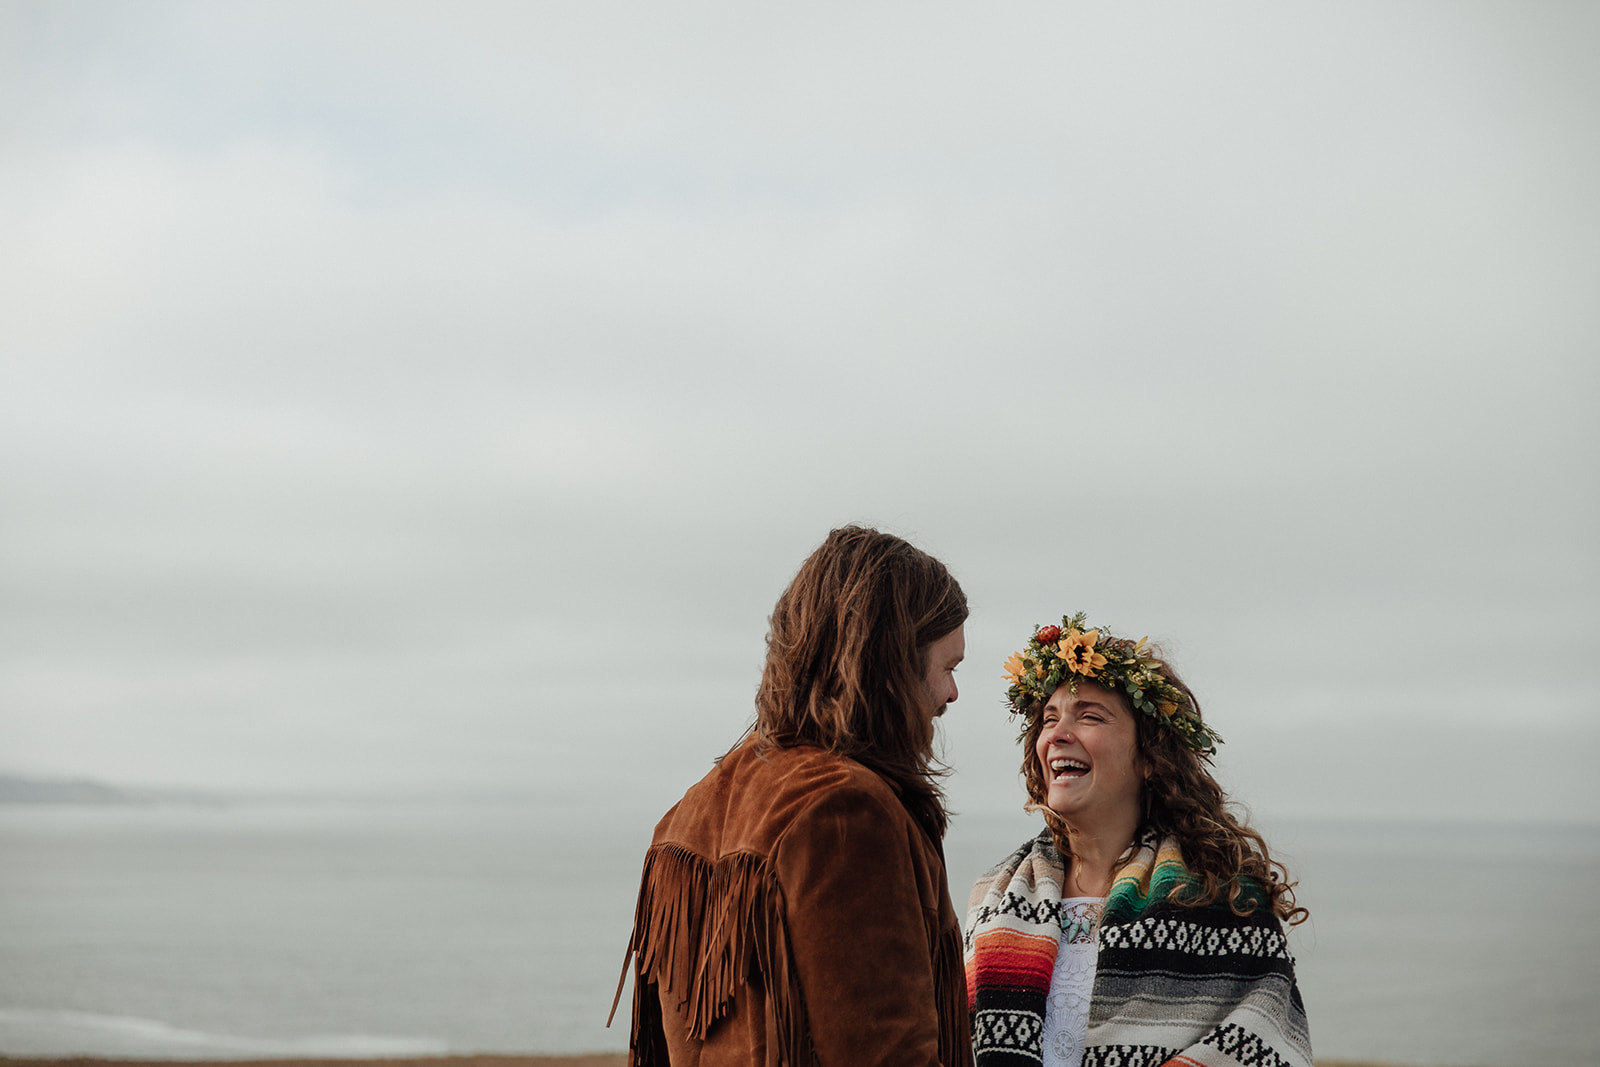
top-left (773, 783), bottom-right (947, 1067)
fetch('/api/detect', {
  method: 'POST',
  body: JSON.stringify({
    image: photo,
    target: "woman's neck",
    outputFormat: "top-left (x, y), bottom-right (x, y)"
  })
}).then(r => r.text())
top-left (1061, 812), bottom-right (1141, 898)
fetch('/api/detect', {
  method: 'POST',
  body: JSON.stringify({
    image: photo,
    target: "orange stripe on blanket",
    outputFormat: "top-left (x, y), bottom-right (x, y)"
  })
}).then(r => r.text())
top-left (965, 927), bottom-right (1057, 989)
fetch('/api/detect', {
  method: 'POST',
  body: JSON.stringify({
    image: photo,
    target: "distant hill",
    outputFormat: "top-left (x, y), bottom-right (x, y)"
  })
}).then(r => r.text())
top-left (0, 774), bottom-right (229, 805)
top-left (0, 774), bottom-right (134, 804)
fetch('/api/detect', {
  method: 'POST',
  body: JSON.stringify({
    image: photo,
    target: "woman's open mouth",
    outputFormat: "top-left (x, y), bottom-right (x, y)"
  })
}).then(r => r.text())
top-left (1049, 757), bottom-right (1088, 782)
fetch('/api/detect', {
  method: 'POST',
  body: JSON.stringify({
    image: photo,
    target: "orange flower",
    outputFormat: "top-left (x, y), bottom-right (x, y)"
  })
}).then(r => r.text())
top-left (1157, 702), bottom-right (1179, 717)
top-left (1056, 629), bottom-right (1108, 677)
top-left (1034, 625), bottom-right (1062, 645)
top-left (1003, 653), bottom-right (1027, 685)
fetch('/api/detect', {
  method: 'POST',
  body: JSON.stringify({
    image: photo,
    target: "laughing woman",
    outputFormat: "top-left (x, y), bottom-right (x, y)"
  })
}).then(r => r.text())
top-left (964, 613), bottom-right (1311, 1067)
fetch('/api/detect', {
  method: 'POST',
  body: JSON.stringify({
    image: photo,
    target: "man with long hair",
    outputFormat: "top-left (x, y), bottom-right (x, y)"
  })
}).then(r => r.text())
top-left (612, 526), bottom-right (971, 1066)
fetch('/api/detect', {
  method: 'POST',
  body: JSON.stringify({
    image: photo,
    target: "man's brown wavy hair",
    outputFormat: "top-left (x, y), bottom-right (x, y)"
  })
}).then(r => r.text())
top-left (1020, 650), bottom-right (1307, 924)
top-left (755, 525), bottom-right (968, 840)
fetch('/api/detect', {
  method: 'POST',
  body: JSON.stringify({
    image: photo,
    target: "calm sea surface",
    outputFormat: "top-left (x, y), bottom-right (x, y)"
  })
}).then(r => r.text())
top-left (2, 800), bottom-right (1597, 1066)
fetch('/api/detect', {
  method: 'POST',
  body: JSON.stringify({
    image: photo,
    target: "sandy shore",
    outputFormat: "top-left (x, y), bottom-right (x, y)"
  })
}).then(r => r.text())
top-left (0, 1059), bottom-right (626, 1067)
top-left (0, 1058), bottom-right (1418, 1067)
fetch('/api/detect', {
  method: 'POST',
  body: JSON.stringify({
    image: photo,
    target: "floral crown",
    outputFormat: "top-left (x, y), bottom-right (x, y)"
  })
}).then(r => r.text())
top-left (1002, 611), bottom-right (1221, 755)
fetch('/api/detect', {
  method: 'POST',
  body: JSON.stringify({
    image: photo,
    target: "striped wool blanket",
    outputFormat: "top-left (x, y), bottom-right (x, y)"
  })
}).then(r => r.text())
top-left (964, 829), bottom-right (1312, 1067)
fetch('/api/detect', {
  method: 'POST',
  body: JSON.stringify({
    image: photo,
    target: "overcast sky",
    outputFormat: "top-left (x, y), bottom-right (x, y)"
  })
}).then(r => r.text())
top-left (2, 0), bottom-right (1596, 826)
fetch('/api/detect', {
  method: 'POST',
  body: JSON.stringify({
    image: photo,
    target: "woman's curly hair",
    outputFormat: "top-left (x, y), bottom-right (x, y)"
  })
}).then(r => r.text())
top-left (1020, 650), bottom-right (1307, 925)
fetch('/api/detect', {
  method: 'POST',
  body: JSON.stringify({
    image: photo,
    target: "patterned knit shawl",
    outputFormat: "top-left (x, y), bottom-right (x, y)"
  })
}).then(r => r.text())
top-left (965, 828), bottom-right (1312, 1067)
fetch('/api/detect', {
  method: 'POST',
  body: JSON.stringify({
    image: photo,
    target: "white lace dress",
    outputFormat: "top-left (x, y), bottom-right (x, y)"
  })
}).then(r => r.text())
top-left (1040, 896), bottom-right (1105, 1067)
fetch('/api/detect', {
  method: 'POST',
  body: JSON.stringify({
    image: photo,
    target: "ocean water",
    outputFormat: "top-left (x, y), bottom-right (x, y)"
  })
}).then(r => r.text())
top-left (2, 799), bottom-right (1597, 1066)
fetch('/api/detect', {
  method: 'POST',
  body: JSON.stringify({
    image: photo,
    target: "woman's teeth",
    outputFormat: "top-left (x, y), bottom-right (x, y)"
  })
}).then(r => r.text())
top-left (1050, 758), bottom-right (1088, 780)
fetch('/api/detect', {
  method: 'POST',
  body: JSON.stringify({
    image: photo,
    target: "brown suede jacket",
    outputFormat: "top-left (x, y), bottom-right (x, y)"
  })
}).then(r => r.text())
top-left (615, 735), bottom-right (970, 1067)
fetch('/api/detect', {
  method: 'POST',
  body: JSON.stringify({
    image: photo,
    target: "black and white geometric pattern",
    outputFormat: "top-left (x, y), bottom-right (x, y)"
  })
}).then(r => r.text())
top-left (1199, 1022), bottom-right (1299, 1067)
top-left (1098, 915), bottom-right (1293, 960)
top-left (1080, 1045), bottom-right (1180, 1067)
top-left (973, 1007), bottom-right (1046, 1060)
top-left (967, 891), bottom-right (1099, 941)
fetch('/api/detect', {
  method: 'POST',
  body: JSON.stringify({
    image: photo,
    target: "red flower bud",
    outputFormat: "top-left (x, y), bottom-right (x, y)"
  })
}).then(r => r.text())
top-left (1035, 625), bottom-right (1062, 645)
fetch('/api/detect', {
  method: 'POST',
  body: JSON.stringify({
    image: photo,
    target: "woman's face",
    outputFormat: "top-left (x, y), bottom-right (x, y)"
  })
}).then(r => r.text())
top-left (1035, 680), bottom-right (1146, 832)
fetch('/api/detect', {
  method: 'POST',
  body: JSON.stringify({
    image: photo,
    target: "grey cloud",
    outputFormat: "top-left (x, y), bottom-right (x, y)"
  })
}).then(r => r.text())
top-left (1, 1), bottom-right (1594, 823)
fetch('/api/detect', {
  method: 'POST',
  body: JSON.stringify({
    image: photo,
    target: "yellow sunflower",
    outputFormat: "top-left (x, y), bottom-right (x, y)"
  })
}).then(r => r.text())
top-left (1002, 653), bottom-right (1027, 685)
top-left (1056, 629), bottom-right (1108, 677)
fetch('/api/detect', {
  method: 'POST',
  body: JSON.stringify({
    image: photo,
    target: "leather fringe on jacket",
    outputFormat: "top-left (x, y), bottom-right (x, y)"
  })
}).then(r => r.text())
top-left (614, 737), bottom-right (971, 1067)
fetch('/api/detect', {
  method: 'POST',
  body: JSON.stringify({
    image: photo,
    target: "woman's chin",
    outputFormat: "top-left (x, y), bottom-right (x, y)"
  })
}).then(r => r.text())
top-left (1044, 785), bottom-right (1141, 834)
top-left (1044, 783), bottom-right (1089, 823)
